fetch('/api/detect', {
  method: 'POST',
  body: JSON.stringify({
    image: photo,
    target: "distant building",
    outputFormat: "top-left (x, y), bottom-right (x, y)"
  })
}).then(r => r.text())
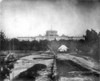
top-left (17, 30), bottom-right (84, 41)
top-left (17, 37), bottom-right (35, 41)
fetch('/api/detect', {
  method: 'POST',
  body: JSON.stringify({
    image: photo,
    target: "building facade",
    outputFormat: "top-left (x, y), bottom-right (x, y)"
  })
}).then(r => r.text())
top-left (17, 30), bottom-right (84, 41)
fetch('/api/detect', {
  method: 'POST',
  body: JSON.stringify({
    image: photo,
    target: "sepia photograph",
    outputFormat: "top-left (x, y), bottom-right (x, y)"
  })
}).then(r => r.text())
top-left (0, 0), bottom-right (100, 81)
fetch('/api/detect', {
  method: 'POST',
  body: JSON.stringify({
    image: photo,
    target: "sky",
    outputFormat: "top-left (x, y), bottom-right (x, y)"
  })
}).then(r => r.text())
top-left (0, 0), bottom-right (100, 38)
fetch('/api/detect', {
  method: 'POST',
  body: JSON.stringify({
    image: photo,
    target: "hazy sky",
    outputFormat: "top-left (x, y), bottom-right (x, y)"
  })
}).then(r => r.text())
top-left (0, 0), bottom-right (100, 38)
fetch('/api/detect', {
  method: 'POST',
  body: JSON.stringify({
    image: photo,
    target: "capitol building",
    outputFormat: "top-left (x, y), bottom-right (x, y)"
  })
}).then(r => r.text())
top-left (17, 30), bottom-right (84, 41)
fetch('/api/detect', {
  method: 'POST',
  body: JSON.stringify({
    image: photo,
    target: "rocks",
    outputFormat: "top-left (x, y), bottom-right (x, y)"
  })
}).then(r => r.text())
top-left (59, 77), bottom-right (93, 81)
top-left (3, 54), bottom-right (99, 81)
top-left (36, 76), bottom-right (51, 81)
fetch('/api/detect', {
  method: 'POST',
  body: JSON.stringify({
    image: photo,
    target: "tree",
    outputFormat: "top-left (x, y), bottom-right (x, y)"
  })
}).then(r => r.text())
top-left (39, 40), bottom-right (48, 51)
top-left (84, 29), bottom-right (98, 42)
top-left (0, 31), bottom-right (6, 50)
top-left (10, 38), bottom-right (20, 50)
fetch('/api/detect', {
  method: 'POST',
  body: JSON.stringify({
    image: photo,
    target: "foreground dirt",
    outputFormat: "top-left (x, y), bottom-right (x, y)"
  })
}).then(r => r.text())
top-left (1, 53), bottom-right (100, 81)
